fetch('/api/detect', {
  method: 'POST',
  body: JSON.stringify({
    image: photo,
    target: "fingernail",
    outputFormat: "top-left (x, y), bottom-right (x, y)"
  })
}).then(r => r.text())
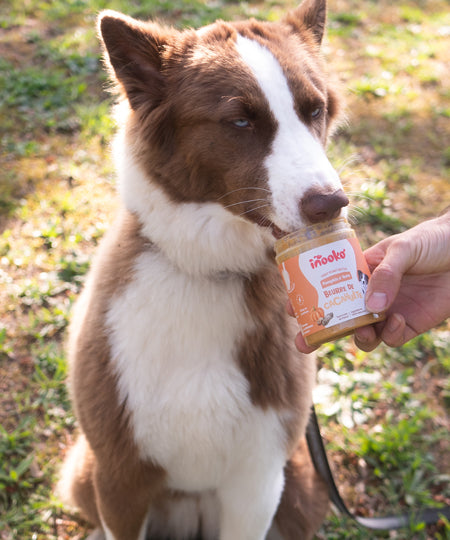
top-left (354, 327), bottom-right (370, 343)
top-left (366, 292), bottom-right (387, 313)
top-left (355, 332), bottom-right (369, 343)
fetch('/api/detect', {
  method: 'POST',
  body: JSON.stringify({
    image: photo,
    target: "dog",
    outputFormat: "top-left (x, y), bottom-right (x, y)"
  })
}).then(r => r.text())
top-left (58, 0), bottom-right (349, 538)
top-left (358, 270), bottom-right (370, 296)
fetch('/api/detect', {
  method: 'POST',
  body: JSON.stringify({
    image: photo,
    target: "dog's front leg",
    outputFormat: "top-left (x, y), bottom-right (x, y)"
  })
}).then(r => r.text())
top-left (217, 453), bottom-right (285, 540)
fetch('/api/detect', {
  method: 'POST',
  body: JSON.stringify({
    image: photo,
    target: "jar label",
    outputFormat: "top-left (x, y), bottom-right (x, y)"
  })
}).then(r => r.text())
top-left (279, 238), bottom-right (372, 337)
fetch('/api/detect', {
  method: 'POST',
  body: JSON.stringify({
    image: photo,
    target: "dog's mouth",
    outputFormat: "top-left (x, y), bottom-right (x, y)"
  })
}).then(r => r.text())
top-left (270, 223), bottom-right (288, 240)
top-left (250, 213), bottom-right (288, 240)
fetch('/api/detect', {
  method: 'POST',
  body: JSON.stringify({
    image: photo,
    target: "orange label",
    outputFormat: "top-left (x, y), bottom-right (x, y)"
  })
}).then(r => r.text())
top-left (278, 238), bottom-right (372, 337)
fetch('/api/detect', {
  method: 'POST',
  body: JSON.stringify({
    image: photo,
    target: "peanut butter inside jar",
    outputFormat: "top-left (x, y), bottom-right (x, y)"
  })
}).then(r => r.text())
top-left (274, 218), bottom-right (385, 347)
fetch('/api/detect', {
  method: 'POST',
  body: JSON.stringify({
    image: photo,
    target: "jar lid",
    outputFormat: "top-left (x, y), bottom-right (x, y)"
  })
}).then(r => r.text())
top-left (274, 217), bottom-right (351, 257)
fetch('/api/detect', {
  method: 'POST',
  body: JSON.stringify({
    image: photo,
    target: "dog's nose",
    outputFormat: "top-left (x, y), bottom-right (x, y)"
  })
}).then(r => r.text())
top-left (300, 188), bottom-right (349, 223)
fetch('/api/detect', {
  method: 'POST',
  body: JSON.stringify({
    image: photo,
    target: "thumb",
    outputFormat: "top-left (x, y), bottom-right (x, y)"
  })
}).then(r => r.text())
top-left (365, 240), bottom-right (414, 313)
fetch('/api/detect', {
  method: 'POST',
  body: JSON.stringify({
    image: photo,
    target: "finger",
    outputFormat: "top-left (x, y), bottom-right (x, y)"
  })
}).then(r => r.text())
top-left (380, 313), bottom-right (408, 347)
top-left (286, 299), bottom-right (295, 317)
top-left (353, 325), bottom-right (381, 352)
top-left (294, 332), bottom-right (317, 354)
top-left (363, 242), bottom-right (391, 271)
top-left (365, 238), bottom-right (415, 313)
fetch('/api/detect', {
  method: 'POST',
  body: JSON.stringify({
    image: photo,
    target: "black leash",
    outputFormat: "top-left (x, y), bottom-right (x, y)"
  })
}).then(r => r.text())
top-left (306, 405), bottom-right (450, 531)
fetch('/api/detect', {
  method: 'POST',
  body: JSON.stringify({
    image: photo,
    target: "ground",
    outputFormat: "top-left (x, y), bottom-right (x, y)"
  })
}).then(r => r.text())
top-left (0, 0), bottom-right (449, 538)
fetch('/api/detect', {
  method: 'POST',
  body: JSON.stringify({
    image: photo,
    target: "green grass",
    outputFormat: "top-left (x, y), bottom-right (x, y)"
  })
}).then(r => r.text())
top-left (315, 333), bottom-right (450, 539)
top-left (0, 0), bottom-right (449, 538)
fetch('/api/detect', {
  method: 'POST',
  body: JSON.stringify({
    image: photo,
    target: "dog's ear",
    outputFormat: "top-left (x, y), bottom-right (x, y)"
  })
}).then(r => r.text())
top-left (284, 0), bottom-right (327, 47)
top-left (98, 10), bottom-right (172, 110)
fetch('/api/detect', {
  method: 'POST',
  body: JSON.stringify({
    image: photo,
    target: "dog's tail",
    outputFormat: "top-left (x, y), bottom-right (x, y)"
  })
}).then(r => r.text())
top-left (56, 433), bottom-right (101, 526)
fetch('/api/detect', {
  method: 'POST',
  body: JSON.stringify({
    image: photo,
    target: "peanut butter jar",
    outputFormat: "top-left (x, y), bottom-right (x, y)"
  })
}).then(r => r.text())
top-left (274, 218), bottom-right (385, 347)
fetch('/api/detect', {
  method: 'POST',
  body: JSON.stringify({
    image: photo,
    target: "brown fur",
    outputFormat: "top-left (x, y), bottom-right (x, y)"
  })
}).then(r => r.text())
top-left (65, 210), bottom-right (166, 532)
top-left (238, 262), bottom-right (314, 452)
top-left (102, 3), bottom-right (340, 212)
top-left (60, 0), bottom-right (340, 537)
top-left (64, 217), bottom-right (327, 538)
top-left (276, 440), bottom-right (330, 538)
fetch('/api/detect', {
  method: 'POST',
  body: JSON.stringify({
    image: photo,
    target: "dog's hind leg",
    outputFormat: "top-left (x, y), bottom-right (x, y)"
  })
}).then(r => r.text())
top-left (93, 459), bottom-right (166, 540)
top-left (274, 439), bottom-right (329, 540)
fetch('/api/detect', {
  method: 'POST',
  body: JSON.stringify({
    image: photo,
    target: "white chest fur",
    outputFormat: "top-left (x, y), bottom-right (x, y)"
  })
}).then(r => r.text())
top-left (106, 249), bottom-right (286, 491)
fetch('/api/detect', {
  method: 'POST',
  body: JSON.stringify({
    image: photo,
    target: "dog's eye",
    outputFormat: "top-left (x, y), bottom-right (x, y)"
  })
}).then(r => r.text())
top-left (311, 107), bottom-right (322, 119)
top-left (232, 118), bottom-right (250, 128)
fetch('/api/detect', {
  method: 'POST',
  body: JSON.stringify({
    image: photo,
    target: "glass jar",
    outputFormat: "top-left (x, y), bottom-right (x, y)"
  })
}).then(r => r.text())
top-left (274, 218), bottom-right (385, 347)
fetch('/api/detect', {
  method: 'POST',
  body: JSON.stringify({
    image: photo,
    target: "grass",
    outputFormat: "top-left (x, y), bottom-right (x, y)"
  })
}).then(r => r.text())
top-left (314, 333), bottom-right (450, 539)
top-left (0, 0), bottom-right (449, 538)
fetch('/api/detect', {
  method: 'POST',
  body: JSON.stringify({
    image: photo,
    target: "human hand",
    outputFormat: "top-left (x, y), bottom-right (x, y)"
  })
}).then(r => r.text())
top-left (354, 211), bottom-right (450, 350)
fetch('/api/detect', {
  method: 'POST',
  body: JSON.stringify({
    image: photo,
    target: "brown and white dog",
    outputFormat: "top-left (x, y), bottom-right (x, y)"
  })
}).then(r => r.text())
top-left (59, 0), bottom-right (350, 538)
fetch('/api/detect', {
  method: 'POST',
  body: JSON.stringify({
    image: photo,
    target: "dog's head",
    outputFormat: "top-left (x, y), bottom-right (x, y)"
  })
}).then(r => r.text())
top-left (99, 0), bottom-right (348, 273)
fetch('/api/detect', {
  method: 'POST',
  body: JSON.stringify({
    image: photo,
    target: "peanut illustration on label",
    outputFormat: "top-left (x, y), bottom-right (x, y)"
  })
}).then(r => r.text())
top-left (318, 312), bottom-right (334, 326)
top-left (310, 306), bottom-right (334, 327)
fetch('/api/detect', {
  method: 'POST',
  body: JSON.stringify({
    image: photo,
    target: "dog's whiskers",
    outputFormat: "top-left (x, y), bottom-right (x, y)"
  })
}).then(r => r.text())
top-left (238, 204), bottom-right (271, 217)
top-left (334, 153), bottom-right (360, 176)
top-left (346, 202), bottom-right (375, 225)
top-left (217, 187), bottom-right (271, 201)
top-left (223, 198), bottom-right (268, 210)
